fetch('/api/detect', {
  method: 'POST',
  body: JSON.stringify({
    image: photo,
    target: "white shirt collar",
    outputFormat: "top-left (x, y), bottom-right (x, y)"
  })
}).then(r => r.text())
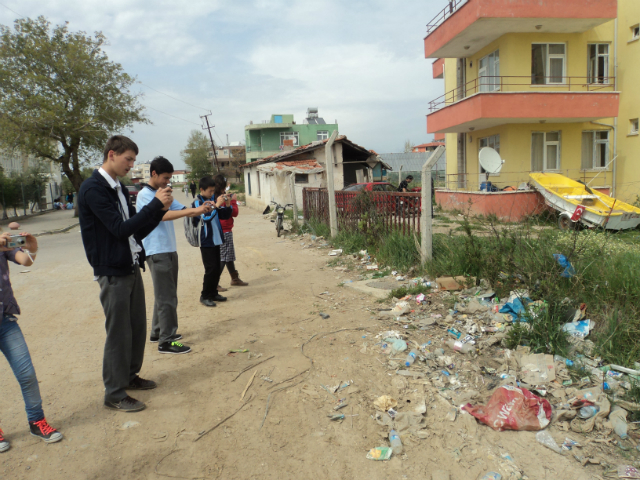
top-left (98, 167), bottom-right (120, 190)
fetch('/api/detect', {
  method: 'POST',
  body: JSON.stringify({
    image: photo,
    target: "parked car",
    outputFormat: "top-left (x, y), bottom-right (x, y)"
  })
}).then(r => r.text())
top-left (126, 184), bottom-right (143, 206)
top-left (342, 182), bottom-right (397, 192)
top-left (337, 182), bottom-right (407, 214)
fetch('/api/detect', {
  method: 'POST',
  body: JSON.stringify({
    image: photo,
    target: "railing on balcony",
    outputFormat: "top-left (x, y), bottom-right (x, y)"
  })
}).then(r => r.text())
top-left (443, 168), bottom-right (612, 193)
top-left (426, 0), bottom-right (468, 35)
top-left (428, 76), bottom-right (616, 112)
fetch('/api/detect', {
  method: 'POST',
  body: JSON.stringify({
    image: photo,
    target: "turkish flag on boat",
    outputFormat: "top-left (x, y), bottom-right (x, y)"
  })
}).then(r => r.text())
top-left (571, 205), bottom-right (586, 222)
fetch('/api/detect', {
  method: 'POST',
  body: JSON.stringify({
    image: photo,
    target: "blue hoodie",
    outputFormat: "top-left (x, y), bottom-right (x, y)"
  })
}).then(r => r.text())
top-left (191, 193), bottom-right (232, 248)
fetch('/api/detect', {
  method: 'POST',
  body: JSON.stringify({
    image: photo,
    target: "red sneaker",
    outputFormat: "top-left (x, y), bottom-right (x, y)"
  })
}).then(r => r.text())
top-left (29, 419), bottom-right (63, 443)
top-left (0, 428), bottom-right (10, 452)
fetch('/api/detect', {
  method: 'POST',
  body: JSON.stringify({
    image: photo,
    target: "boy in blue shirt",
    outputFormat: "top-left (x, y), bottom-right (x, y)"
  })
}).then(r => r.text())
top-left (192, 177), bottom-right (232, 307)
top-left (136, 157), bottom-right (211, 354)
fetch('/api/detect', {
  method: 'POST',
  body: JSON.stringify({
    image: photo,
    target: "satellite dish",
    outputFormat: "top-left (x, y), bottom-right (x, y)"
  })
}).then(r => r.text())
top-left (479, 147), bottom-right (505, 174)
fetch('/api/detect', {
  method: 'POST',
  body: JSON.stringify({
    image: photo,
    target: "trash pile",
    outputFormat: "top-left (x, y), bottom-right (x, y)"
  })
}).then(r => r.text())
top-left (363, 273), bottom-right (640, 477)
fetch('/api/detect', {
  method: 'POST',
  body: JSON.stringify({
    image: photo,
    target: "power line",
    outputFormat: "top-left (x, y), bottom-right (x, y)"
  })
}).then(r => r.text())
top-left (139, 82), bottom-right (210, 113)
top-left (0, 1), bottom-right (25, 17)
top-left (144, 105), bottom-right (202, 126)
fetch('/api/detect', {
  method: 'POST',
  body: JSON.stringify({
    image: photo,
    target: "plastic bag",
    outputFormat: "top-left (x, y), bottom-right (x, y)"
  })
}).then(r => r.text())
top-left (462, 385), bottom-right (552, 431)
top-left (535, 430), bottom-right (563, 454)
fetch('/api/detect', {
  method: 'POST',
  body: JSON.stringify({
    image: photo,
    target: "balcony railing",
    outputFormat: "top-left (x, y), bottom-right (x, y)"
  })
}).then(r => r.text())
top-left (428, 76), bottom-right (616, 112)
top-left (426, 0), bottom-right (468, 35)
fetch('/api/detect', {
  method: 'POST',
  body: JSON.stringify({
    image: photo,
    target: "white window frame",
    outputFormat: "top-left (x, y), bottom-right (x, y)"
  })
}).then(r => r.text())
top-left (532, 131), bottom-right (561, 171)
top-left (279, 131), bottom-right (299, 147)
top-left (531, 43), bottom-right (566, 85)
top-left (587, 43), bottom-right (610, 84)
top-left (479, 134), bottom-right (501, 176)
top-left (631, 118), bottom-right (639, 136)
top-left (317, 131), bottom-right (329, 141)
top-left (631, 24), bottom-right (640, 42)
top-left (478, 50), bottom-right (500, 93)
top-left (582, 130), bottom-right (610, 170)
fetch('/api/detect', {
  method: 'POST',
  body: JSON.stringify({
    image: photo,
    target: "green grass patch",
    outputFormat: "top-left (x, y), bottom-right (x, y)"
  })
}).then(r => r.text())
top-left (389, 284), bottom-right (431, 299)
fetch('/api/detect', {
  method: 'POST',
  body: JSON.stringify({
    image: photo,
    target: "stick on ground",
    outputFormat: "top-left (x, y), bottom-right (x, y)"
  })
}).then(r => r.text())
top-left (241, 370), bottom-right (257, 401)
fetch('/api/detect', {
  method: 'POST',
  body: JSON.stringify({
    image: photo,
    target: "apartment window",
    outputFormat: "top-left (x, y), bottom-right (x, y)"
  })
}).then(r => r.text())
top-left (531, 44), bottom-right (566, 85)
top-left (247, 172), bottom-right (252, 196)
top-left (631, 118), bottom-right (639, 135)
top-left (317, 131), bottom-right (329, 141)
top-left (479, 50), bottom-right (500, 92)
top-left (581, 131), bottom-right (609, 169)
top-left (531, 132), bottom-right (561, 171)
top-left (632, 24), bottom-right (640, 41)
top-left (280, 131), bottom-right (299, 146)
top-left (479, 135), bottom-right (500, 174)
top-left (295, 173), bottom-right (309, 184)
top-left (588, 44), bottom-right (609, 84)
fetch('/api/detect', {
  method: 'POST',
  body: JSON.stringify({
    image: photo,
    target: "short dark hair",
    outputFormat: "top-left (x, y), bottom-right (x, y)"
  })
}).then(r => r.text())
top-left (406, 175), bottom-right (414, 180)
top-left (150, 156), bottom-right (174, 176)
top-left (103, 135), bottom-right (139, 162)
top-left (199, 176), bottom-right (216, 191)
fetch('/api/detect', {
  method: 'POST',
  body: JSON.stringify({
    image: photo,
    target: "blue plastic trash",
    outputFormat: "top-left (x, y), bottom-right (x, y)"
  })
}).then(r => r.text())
top-left (553, 254), bottom-right (576, 278)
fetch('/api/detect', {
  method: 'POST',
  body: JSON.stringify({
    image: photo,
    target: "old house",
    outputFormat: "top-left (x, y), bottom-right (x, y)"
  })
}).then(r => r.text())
top-left (240, 135), bottom-right (390, 210)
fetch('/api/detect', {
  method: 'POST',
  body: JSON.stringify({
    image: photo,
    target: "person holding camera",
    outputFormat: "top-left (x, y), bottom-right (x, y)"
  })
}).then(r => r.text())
top-left (0, 230), bottom-right (63, 452)
top-left (137, 157), bottom-right (212, 355)
top-left (78, 135), bottom-right (172, 413)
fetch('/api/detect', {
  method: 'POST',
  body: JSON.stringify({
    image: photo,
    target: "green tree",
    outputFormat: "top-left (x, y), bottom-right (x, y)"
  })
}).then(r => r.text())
top-left (182, 130), bottom-right (213, 182)
top-left (0, 17), bottom-right (148, 208)
top-left (61, 167), bottom-right (94, 194)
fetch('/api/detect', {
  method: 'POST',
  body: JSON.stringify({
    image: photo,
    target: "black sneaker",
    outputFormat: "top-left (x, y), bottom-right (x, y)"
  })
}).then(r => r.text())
top-left (200, 297), bottom-right (217, 307)
top-left (29, 419), bottom-right (63, 443)
top-left (128, 376), bottom-right (157, 390)
top-left (150, 333), bottom-right (182, 343)
top-left (212, 294), bottom-right (227, 302)
top-left (0, 428), bottom-right (10, 452)
top-left (104, 396), bottom-right (146, 412)
top-left (159, 341), bottom-right (192, 355)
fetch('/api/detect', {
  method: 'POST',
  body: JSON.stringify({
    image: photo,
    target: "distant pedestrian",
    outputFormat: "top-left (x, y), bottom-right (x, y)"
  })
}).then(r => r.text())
top-left (189, 180), bottom-right (196, 198)
top-left (66, 192), bottom-right (74, 204)
top-left (0, 229), bottom-right (63, 452)
top-left (396, 175), bottom-right (414, 215)
top-left (78, 135), bottom-right (173, 413)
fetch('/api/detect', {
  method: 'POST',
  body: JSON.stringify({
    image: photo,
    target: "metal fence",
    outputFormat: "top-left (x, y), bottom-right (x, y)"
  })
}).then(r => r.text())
top-left (302, 188), bottom-right (424, 235)
top-left (0, 182), bottom-right (61, 219)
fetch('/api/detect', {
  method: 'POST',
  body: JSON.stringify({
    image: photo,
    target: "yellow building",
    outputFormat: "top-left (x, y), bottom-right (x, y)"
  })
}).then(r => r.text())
top-left (425, 0), bottom-right (639, 213)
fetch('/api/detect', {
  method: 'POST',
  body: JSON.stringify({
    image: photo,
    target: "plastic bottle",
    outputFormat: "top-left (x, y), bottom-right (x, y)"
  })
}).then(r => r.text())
top-left (578, 406), bottom-right (599, 419)
top-left (609, 406), bottom-right (629, 439)
top-left (389, 429), bottom-right (403, 455)
top-left (404, 350), bottom-right (419, 367)
top-left (603, 379), bottom-right (620, 391)
top-left (554, 355), bottom-right (574, 367)
top-left (445, 339), bottom-right (474, 354)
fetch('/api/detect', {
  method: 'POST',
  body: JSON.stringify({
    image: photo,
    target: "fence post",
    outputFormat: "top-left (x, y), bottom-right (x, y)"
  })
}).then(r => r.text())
top-left (325, 130), bottom-right (339, 237)
top-left (21, 183), bottom-right (27, 216)
top-left (421, 146), bottom-right (445, 264)
top-left (288, 173), bottom-right (298, 222)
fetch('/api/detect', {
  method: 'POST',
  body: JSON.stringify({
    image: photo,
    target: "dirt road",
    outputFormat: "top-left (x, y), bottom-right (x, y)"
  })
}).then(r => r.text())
top-left (0, 207), bottom-right (599, 479)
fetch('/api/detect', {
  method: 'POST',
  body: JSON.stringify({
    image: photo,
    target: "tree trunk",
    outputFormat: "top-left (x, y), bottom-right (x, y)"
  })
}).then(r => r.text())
top-left (60, 148), bottom-right (85, 218)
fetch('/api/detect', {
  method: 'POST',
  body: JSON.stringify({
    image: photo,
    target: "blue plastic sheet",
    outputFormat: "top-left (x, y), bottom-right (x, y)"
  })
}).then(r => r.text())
top-left (499, 297), bottom-right (532, 322)
top-left (553, 254), bottom-right (576, 278)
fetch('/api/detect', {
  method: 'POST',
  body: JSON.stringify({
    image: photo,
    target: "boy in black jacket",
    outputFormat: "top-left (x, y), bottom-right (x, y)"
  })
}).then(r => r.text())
top-left (78, 136), bottom-right (173, 412)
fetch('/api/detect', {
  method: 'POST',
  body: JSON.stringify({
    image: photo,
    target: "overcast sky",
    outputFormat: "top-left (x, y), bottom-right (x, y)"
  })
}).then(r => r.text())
top-left (1, 0), bottom-right (444, 169)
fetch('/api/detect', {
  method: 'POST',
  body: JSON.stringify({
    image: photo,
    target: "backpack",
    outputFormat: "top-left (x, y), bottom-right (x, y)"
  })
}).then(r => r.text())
top-left (184, 215), bottom-right (204, 247)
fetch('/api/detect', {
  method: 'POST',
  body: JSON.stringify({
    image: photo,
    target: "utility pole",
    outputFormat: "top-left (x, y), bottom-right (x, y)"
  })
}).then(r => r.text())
top-left (420, 146), bottom-right (445, 264)
top-left (325, 130), bottom-right (339, 237)
top-left (200, 111), bottom-right (220, 173)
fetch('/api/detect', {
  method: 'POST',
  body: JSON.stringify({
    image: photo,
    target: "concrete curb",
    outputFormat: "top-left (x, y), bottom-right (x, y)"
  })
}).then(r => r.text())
top-left (34, 222), bottom-right (80, 237)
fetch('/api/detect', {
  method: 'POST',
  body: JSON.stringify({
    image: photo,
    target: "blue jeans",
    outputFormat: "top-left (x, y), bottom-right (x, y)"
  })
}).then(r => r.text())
top-left (0, 315), bottom-right (44, 422)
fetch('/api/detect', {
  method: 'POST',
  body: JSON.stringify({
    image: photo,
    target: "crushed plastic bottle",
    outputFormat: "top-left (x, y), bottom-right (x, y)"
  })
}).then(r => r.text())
top-left (404, 350), bottom-right (419, 367)
top-left (536, 430), bottom-right (563, 454)
top-left (578, 406), bottom-right (599, 419)
top-left (480, 473), bottom-right (502, 480)
top-left (609, 406), bottom-right (629, 439)
top-left (445, 339), bottom-right (474, 354)
top-left (554, 355), bottom-right (574, 367)
top-left (389, 429), bottom-right (403, 455)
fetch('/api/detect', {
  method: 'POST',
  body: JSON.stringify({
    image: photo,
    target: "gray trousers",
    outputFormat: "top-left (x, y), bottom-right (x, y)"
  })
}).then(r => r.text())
top-left (147, 252), bottom-right (179, 345)
top-left (98, 267), bottom-right (146, 403)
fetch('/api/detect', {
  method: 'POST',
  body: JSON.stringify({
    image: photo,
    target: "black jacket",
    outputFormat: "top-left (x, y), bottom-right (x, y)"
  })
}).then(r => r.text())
top-left (78, 170), bottom-right (166, 276)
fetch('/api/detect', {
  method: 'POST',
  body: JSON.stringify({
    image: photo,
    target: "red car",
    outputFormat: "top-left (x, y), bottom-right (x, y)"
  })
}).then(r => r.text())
top-left (342, 182), bottom-right (397, 193)
top-left (337, 182), bottom-right (420, 214)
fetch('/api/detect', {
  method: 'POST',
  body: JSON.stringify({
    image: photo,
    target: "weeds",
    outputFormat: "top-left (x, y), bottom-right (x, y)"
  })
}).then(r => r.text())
top-left (389, 284), bottom-right (431, 299)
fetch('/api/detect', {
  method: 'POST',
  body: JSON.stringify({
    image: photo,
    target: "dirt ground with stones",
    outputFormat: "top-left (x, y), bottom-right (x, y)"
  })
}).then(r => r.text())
top-left (0, 206), bottom-right (634, 480)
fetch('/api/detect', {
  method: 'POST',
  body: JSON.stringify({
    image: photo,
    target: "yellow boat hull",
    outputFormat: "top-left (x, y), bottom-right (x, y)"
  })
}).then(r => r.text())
top-left (529, 173), bottom-right (640, 230)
